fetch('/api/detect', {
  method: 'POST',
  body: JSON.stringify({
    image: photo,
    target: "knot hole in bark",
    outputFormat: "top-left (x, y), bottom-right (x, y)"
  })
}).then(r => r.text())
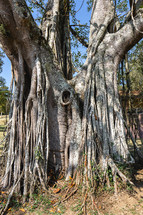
top-left (61, 90), bottom-right (71, 106)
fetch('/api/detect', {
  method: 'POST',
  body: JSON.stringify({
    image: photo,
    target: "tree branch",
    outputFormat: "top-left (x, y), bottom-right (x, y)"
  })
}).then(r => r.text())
top-left (0, 0), bottom-right (42, 44)
top-left (114, 8), bottom-right (143, 58)
top-left (0, 0), bottom-right (45, 67)
top-left (88, 0), bottom-right (115, 56)
top-left (70, 26), bottom-right (88, 48)
top-left (31, 0), bottom-right (45, 11)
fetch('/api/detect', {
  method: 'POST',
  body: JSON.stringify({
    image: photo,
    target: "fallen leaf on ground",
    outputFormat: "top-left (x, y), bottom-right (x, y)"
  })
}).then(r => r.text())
top-left (53, 188), bottom-right (61, 193)
top-left (58, 175), bottom-right (64, 180)
top-left (51, 200), bottom-right (57, 204)
top-left (49, 207), bottom-right (56, 213)
top-left (19, 208), bottom-right (26, 212)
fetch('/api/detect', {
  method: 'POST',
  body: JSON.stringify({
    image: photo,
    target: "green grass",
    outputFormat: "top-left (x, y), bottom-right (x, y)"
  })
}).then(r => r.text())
top-left (25, 192), bottom-right (65, 214)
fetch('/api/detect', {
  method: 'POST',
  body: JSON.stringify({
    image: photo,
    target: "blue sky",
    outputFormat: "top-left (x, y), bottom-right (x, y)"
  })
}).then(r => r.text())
top-left (1, 53), bottom-right (11, 87)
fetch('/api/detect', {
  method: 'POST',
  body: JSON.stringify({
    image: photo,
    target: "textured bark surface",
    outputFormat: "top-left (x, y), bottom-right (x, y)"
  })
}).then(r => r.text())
top-left (0, 0), bottom-right (143, 210)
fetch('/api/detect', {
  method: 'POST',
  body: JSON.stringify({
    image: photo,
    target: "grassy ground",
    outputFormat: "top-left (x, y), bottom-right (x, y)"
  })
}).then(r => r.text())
top-left (0, 115), bottom-right (8, 125)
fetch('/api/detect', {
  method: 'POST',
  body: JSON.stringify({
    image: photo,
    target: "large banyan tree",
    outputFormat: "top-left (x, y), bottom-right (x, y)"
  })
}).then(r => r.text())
top-left (0, 0), bottom-right (143, 203)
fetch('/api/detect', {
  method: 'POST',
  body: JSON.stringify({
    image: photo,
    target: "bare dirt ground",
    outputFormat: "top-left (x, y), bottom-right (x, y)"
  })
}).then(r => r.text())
top-left (0, 165), bottom-right (143, 215)
top-left (96, 168), bottom-right (143, 215)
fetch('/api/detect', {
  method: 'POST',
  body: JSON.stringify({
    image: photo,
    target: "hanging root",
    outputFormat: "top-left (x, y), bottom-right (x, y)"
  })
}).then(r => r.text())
top-left (1, 56), bottom-right (50, 207)
top-left (0, 171), bottom-right (24, 215)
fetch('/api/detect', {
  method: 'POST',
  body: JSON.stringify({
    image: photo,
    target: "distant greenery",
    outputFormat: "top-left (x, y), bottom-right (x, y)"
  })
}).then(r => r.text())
top-left (129, 40), bottom-right (143, 91)
top-left (0, 50), bottom-right (10, 115)
top-left (0, 77), bottom-right (10, 114)
top-left (0, 50), bottom-right (4, 73)
top-left (118, 40), bottom-right (143, 92)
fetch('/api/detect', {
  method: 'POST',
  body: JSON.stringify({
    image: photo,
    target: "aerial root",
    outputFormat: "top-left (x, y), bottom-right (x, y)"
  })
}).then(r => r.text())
top-left (0, 171), bottom-right (24, 215)
top-left (53, 186), bottom-right (78, 207)
top-left (62, 187), bottom-right (78, 202)
top-left (1, 165), bottom-right (48, 214)
top-left (0, 156), bottom-right (134, 214)
top-left (0, 155), bottom-right (15, 185)
top-left (36, 163), bottom-right (47, 191)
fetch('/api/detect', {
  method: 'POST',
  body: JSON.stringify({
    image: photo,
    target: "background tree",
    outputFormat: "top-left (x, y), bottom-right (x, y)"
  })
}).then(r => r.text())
top-left (118, 40), bottom-right (143, 92)
top-left (117, 40), bottom-right (143, 113)
top-left (0, 51), bottom-right (10, 116)
top-left (0, 1), bottom-right (143, 213)
top-left (129, 40), bottom-right (143, 92)
top-left (0, 50), bottom-right (4, 72)
top-left (0, 77), bottom-right (10, 115)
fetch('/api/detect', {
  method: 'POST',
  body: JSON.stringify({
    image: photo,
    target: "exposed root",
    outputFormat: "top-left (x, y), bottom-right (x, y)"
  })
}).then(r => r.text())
top-left (82, 191), bottom-right (87, 215)
top-left (53, 185), bottom-right (78, 207)
top-left (107, 157), bottom-right (134, 186)
top-left (91, 193), bottom-right (103, 215)
top-left (0, 171), bottom-right (24, 215)
top-left (76, 154), bottom-right (134, 199)
top-left (62, 187), bottom-right (78, 202)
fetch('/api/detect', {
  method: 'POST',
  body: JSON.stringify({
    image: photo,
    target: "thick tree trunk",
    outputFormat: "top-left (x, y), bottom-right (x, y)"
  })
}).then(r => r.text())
top-left (2, 44), bottom-right (81, 195)
top-left (74, 0), bottom-right (143, 188)
top-left (0, 0), bottom-right (81, 200)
